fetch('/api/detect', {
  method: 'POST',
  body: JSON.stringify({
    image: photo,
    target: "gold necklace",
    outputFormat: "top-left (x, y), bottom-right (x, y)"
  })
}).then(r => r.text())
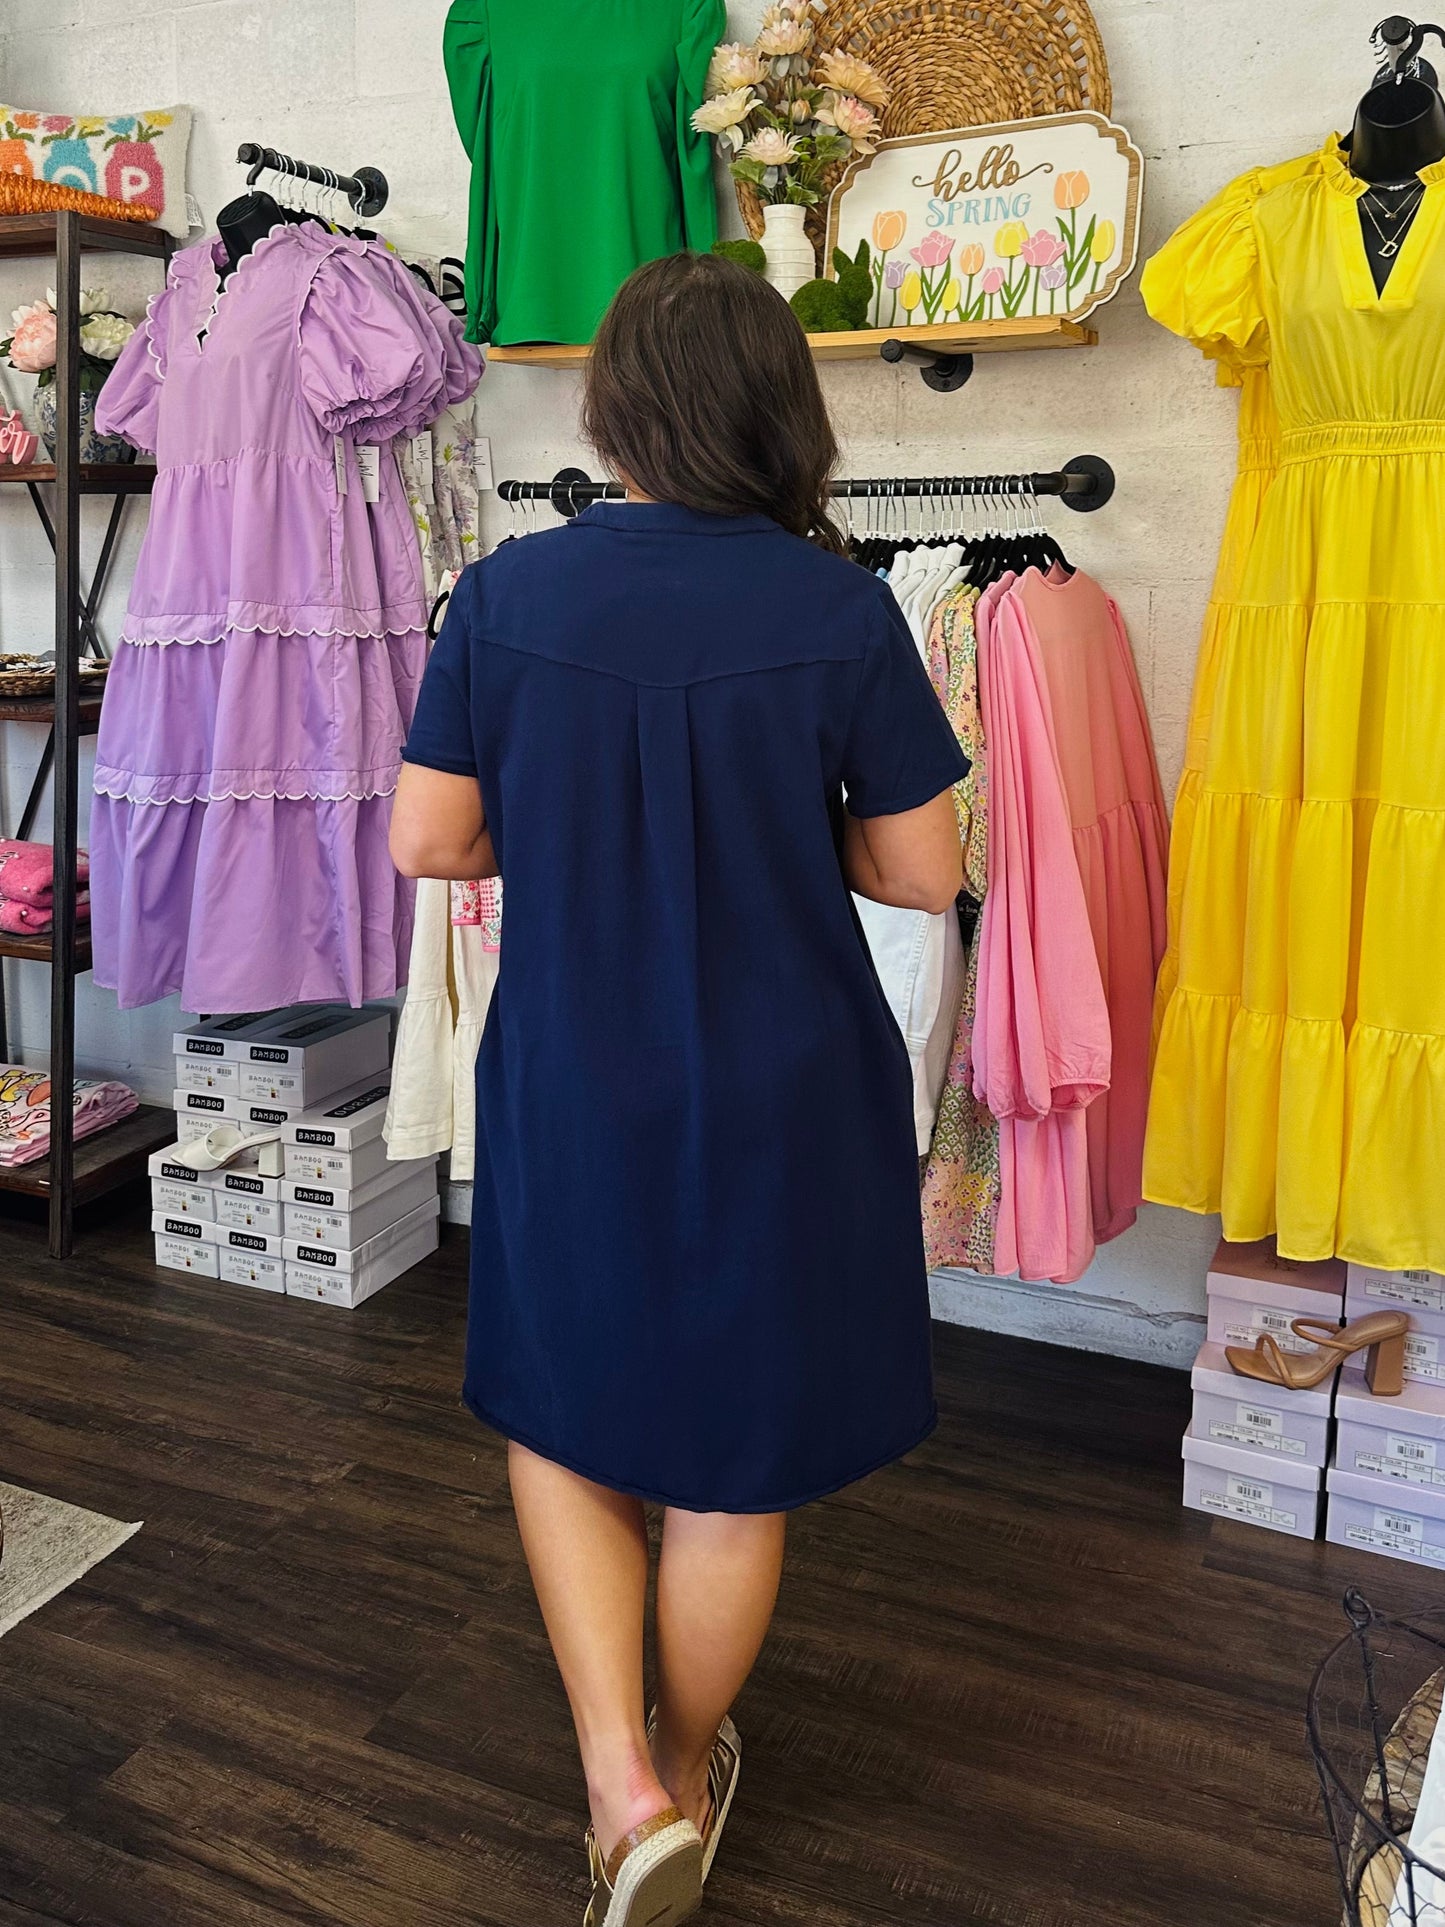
top-left (1360, 182), bottom-right (1427, 257)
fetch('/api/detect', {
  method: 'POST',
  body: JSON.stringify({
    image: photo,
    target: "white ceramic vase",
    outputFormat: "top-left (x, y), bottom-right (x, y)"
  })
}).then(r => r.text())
top-left (760, 203), bottom-right (815, 303)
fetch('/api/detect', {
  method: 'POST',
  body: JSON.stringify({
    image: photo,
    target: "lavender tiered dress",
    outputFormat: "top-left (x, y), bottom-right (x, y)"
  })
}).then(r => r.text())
top-left (93, 223), bottom-right (481, 1012)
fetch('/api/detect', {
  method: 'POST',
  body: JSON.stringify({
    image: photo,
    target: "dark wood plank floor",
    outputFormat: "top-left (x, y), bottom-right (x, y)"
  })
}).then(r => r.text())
top-left (0, 1186), bottom-right (1431, 1926)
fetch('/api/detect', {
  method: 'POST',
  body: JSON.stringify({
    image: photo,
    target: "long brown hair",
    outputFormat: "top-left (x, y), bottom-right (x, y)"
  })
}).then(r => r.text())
top-left (582, 252), bottom-right (846, 555)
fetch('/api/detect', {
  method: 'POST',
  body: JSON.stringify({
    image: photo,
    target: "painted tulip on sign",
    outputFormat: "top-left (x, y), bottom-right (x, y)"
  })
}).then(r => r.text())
top-left (872, 209), bottom-right (906, 252)
top-left (1021, 229), bottom-right (1065, 268)
top-left (1090, 218), bottom-right (1117, 262)
top-left (911, 230), bottom-right (954, 269)
top-left (1054, 170), bottom-right (1090, 209)
top-left (994, 220), bottom-right (1028, 259)
top-left (956, 242), bottom-right (985, 277)
top-left (899, 269), bottom-right (923, 313)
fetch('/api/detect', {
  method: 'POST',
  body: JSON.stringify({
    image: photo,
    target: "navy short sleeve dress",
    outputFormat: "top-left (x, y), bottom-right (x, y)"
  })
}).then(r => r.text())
top-left (403, 502), bottom-right (967, 1513)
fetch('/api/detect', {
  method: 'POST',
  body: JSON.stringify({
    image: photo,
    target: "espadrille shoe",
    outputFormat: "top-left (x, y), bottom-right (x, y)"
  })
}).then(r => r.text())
top-left (644, 1710), bottom-right (743, 1886)
top-left (582, 1807), bottom-right (702, 1927)
top-left (700, 1716), bottom-right (742, 1883)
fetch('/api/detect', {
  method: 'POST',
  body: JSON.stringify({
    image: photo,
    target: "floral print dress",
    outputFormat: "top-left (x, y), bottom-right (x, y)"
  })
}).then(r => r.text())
top-left (919, 584), bottom-right (1000, 1272)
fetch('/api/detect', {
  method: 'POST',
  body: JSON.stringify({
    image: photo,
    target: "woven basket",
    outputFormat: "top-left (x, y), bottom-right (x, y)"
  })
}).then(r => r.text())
top-left (735, 0), bottom-right (1112, 268)
top-left (0, 659), bottom-right (110, 699)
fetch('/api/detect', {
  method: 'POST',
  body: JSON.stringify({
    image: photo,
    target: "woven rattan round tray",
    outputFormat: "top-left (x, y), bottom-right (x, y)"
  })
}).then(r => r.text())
top-left (0, 659), bottom-right (110, 699)
top-left (737, 0), bottom-right (1113, 261)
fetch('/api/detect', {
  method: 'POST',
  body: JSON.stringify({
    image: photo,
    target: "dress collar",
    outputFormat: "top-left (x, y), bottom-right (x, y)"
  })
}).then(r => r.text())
top-left (1322, 127), bottom-right (1445, 195)
top-left (574, 501), bottom-right (784, 537)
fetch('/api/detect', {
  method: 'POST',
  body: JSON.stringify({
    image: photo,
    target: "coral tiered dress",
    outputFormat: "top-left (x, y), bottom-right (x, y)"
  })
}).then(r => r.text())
top-left (1143, 135), bottom-right (1445, 1268)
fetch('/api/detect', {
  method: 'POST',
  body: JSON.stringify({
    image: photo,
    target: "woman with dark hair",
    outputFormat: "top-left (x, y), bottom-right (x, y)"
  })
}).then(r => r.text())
top-left (390, 252), bottom-right (964, 1927)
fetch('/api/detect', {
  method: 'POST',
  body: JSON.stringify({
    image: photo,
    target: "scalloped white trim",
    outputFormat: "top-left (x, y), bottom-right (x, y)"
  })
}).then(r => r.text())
top-left (93, 776), bottom-right (400, 806)
top-left (198, 222), bottom-right (295, 347)
top-left (143, 283), bottom-right (168, 382)
top-left (120, 619), bottom-right (426, 647)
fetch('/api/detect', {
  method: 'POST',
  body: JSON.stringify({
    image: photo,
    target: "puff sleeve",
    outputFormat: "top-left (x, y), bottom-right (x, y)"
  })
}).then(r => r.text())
top-left (93, 282), bottom-right (171, 452)
top-left (1141, 169), bottom-right (1268, 369)
top-left (676, 0), bottom-right (725, 251)
top-left (444, 0), bottom-right (498, 344)
top-left (297, 250), bottom-right (442, 441)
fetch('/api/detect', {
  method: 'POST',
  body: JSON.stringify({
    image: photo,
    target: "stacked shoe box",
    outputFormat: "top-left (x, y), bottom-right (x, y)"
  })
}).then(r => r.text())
top-left (1326, 1264), bottom-right (1445, 1569)
top-left (281, 1080), bottom-right (440, 1308)
top-left (153, 1008), bottom-right (439, 1306)
top-left (1181, 1239), bottom-right (1346, 1540)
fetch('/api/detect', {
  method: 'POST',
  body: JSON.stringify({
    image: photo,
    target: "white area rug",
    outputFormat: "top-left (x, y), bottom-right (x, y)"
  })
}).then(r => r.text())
top-left (0, 1481), bottom-right (140, 1639)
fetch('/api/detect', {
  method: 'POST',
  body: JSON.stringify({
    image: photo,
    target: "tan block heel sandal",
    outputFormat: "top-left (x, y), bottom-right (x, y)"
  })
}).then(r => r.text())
top-left (1226, 1309), bottom-right (1411, 1395)
top-left (582, 1808), bottom-right (702, 1927)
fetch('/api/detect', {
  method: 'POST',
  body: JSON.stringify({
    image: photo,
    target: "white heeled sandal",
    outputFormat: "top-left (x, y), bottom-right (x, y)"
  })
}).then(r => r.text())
top-left (171, 1125), bottom-right (284, 1175)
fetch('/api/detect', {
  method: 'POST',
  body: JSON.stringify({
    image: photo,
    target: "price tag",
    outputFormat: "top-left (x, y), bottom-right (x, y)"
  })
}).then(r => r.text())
top-left (1407, 1333), bottom-right (1444, 1381)
top-left (1227, 1473), bottom-right (1272, 1507)
top-left (474, 434), bottom-right (494, 491)
top-left (357, 444), bottom-right (381, 505)
top-left (1236, 1402), bottom-right (1283, 1436)
top-left (409, 431), bottom-right (435, 499)
top-left (1375, 1505), bottom-right (1425, 1545)
top-left (333, 435), bottom-right (347, 497)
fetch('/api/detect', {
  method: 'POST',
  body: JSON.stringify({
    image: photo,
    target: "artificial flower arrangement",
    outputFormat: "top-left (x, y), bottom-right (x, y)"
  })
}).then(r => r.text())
top-left (867, 173), bottom-right (1117, 328)
top-left (1, 287), bottom-right (136, 391)
top-left (692, 2), bottom-right (890, 216)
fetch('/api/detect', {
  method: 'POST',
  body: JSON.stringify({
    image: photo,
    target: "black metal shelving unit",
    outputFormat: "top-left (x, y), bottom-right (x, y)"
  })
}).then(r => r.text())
top-left (0, 212), bottom-right (178, 1255)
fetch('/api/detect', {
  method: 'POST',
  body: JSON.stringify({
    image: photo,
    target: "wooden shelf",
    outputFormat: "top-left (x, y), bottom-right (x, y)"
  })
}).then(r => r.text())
top-left (0, 690), bottom-right (105, 729)
top-left (0, 462), bottom-right (156, 494)
top-left (0, 212), bottom-right (172, 261)
top-left (0, 1103), bottom-right (175, 1201)
top-left (0, 927), bottom-right (93, 969)
top-left (486, 316), bottom-right (1096, 369)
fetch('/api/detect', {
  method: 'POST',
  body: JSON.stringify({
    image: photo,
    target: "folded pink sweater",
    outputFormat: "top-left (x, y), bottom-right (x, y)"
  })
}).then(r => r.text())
top-left (0, 894), bottom-right (90, 936)
top-left (0, 840), bottom-right (89, 910)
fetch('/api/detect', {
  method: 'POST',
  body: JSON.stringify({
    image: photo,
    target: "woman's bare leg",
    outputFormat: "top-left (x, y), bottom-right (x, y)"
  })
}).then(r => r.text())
top-left (651, 1508), bottom-right (787, 1832)
top-left (508, 1441), bottom-right (671, 1859)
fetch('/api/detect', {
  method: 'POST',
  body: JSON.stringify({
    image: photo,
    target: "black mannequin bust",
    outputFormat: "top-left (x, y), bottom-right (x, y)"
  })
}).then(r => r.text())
top-left (1349, 73), bottom-right (1445, 291)
top-left (215, 189), bottom-right (287, 282)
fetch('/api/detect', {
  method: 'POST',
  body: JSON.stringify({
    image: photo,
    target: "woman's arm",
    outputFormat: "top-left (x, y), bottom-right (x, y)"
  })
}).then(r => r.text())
top-left (389, 763), bottom-right (499, 880)
top-left (843, 793), bottom-right (962, 915)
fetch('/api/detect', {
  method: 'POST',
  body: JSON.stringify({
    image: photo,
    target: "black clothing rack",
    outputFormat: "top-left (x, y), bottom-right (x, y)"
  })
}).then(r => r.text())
top-left (236, 142), bottom-right (390, 218)
top-left (500, 457), bottom-right (1116, 517)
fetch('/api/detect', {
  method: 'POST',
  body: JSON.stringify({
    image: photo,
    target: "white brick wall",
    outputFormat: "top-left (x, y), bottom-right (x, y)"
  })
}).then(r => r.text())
top-left (0, 2), bottom-right (1382, 1356)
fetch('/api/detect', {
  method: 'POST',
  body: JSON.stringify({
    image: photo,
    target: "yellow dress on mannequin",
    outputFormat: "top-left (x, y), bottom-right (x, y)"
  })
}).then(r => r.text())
top-left (1143, 134), bottom-right (1445, 1269)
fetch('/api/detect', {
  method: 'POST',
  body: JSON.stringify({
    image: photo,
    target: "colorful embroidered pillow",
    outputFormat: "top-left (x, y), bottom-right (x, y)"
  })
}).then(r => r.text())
top-left (0, 104), bottom-right (192, 239)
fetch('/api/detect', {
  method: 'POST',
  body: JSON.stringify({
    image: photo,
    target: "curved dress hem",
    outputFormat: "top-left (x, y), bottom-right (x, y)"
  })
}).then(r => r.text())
top-left (461, 1388), bottom-right (940, 1515)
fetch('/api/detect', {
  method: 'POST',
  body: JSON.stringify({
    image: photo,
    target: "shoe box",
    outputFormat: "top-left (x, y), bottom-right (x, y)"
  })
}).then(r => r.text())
top-left (1345, 1265), bottom-right (1445, 1388)
top-left (1181, 1426), bottom-right (1324, 1540)
top-left (1325, 1465), bottom-right (1445, 1570)
top-left (174, 1087), bottom-right (301, 1142)
top-left (150, 1067), bottom-right (438, 1307)
top-left (1183, 1240), bottom-right (1345, 1539)
top-left (1324, 1367), bottom-right (1445, 1565)
top-left (280, 1077), bottom-right (395, 1187)
top-left (285, 1195), bottom-right (442, 1308)
top-left (281, 1157), bottom-right (438, 1247)
top-left (1190, 1342), bottom-right (1333, 1466)
top-left (173, 1006), bottom-right (391, 1107)
top-left (1204, 1238), bottom-right (1346, 1355)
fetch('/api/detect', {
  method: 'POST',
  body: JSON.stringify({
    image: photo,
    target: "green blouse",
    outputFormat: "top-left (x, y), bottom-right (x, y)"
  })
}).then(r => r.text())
top-left (444, 0), bottom-right (724, 346)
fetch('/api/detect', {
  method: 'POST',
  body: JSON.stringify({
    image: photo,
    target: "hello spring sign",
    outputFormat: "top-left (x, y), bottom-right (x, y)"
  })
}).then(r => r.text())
top-left (825, 112), bottom-right (1143, 330)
